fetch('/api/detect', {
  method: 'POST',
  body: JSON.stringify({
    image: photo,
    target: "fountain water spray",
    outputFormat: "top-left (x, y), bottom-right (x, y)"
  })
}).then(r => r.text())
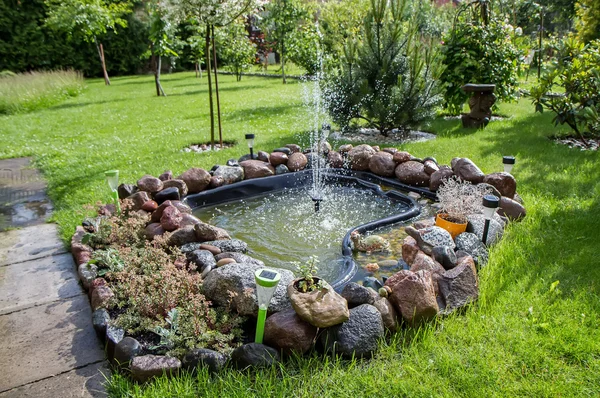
top-left (303, 21), bottom-right (329, 212)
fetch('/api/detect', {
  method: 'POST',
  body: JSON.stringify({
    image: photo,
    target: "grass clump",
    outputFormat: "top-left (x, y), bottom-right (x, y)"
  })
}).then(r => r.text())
top-left (0, 70), bottom-right (84, 114)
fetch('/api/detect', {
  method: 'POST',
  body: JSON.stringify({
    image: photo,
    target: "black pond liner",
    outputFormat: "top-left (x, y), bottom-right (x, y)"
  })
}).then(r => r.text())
top-left (185, 168), bottom-right (433, 290)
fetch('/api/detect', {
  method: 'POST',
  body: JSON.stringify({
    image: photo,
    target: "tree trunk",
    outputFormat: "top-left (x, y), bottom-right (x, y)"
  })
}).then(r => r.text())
top-left (94, 38), bottom-right (110, 86)
top-left (155, 55), bottom-right (166, 96)
top-left (281, 37), bottom-right (286, 84)
top-left (195, 62), bottom-right (199, 78)
top-left (211, 25), bottom-right (223, 148)
top-left (205, 24), bottom-right (215, 150)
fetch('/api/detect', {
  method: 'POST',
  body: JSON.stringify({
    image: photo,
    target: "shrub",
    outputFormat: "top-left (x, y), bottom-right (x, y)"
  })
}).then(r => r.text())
top-left (322, 0), bottom-right (444, 135)
top-left (0, 70), bottom-right (84, 114)
top-left (530, 37), bottom-right (600, 140)
top-left (216, 18), bottom-right (256, 81)
top-left (440, 17), bottom-right (522, 115)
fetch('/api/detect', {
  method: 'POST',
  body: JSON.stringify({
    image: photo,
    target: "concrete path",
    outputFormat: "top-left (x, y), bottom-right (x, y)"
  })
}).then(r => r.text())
top-left (0, 224), bottom-right (108, 397)
top-left (0, 158), bottom-right (108, 397)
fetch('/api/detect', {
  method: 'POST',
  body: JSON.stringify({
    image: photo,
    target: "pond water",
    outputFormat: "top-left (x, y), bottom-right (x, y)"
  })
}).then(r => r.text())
top-left (194, 183), bottom-right (418, 283)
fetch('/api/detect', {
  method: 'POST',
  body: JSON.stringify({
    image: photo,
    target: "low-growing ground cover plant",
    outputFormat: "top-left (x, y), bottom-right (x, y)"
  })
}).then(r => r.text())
top-left (84, 205), bottom-right (245, 357)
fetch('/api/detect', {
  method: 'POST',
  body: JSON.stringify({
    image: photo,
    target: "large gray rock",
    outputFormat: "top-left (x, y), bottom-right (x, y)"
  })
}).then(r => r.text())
top-left (341, 282), bottom-right (376, 307)
top-left (114, 337), bottom-right (141, 367)
top-left (92, 308), bottom-right (110, 341)
top-left (198, 239), bottom-right (248, 253)
top-left (405, 226), bottom-right (455, 255)
top-left (395, 161), bottom-right (430, 187)
top-left (182, 348), bottom-right (228, 373)
top-left (348, 144), bottom-right (376, 171)
top-left (467, 214), bottom-right (504, 246)
top-left (130, 355), bottom-right (181, 383)
top-left (78, 262), bottom-right (97, 291)
top-left (368, 151), bottom-right (396, 177)
top-left (452, 158), bottom-right (485, 184)
top-left (231, 343), bottom-right (280, 370)
top-left (264, 309), bottom-right (317, 355)
top-left (320, 304), bottom-right (384, 358)
top-left (213, 165), bottom-right (244, 185)
top-left (455, 232), bottom-right (489, 266)
top-left (432, 245), bottom-right (457, 270)
top-left (202, 263), bottom-right (294, 316)
top-left (384, 270), bottom-right (439, 324)
top-left (438, 261), bottom-right (479, 312)
top-left (194, 222), bottom-right (231, 241)
top-left (178, 167), bottom-right (211, 194)
top-left (187, 249), bottom-right (217, 271)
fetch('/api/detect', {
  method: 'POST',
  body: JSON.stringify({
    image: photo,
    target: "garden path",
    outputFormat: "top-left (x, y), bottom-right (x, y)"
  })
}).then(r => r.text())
top-left (0, 158), bottom-right (108, 397)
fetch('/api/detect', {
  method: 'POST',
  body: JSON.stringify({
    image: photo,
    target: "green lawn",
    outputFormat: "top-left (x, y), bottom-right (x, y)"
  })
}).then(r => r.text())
top-left (1, 73), bottom-right (599, 397)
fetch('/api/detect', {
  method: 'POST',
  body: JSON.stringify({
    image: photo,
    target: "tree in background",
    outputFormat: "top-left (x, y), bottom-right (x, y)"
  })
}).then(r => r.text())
top-left (576, 0), bottom-right (600, 42)
top-left (45, 0), bottom-right (131, 85)
top-left (440, 0), bottom-right (521, 114)
top-left (166, 0), bottom-right (259, 148)
top-left (147, 1), bottom-right (178, 96)
top-left (216, 17), bottom-right (256, 81)
top-left (323, 0), bottom-right (444, 135)
top-left (260, 0), bottom-right (307, 83)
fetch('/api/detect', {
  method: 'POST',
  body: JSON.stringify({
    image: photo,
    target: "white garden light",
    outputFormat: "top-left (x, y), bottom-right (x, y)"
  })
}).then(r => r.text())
top-left (246, 134), bottom-right (255, 159)
top-left (482, 194), bottom-right (500, 245)
top-left (503, 156), bottom-right (515, 173)
top-left (254, 268), bottom-right (281, 344)
top-left (104, 169), bottom-right (120, 213)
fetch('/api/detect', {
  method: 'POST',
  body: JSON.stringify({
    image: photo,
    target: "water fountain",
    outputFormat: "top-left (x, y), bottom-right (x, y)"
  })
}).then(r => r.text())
top-left (187, 21), bottom-right (435, 289)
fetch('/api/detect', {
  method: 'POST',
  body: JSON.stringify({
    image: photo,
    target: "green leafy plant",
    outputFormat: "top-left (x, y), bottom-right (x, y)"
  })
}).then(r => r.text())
top-left (89, 247), bottom-right (124, 276)
top-left (216, 17), bottom-right (256, 82)
top-left (151, 308), bottom-right (180, 351)
top-left (323, 0), bottom-right (444, 135)
top-left (530, 37), bottom-right (600, 143)
top-left (293, 256), bottom-right (325, 293)
top-left (441, 10), bottom-right (522, 114)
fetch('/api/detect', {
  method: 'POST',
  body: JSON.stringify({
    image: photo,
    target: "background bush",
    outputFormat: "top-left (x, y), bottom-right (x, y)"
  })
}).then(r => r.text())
top-left (440, 17), bottom-right (522, 115)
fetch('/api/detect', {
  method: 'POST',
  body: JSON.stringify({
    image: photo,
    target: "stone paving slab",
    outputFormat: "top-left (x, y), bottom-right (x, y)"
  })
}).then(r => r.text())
top-left (0, 224), bottom-right (67, 266)
top-left (0, 294), bottom-right (105, 392)
top-left (0, 361), bottom-right (109, 398)
top-left (0, 253), bottom-right (83, 315)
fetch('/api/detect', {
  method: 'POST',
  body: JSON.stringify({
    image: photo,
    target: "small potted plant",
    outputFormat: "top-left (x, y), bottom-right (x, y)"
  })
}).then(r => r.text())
top-left (287, 256), bottom-right (349, 328)
top-left (435, 177), bottom-right (490, 238)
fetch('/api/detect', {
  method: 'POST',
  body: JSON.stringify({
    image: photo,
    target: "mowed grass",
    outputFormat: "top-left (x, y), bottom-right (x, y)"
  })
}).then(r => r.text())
top-left (0, 70), bottom-right (84, 115)
top-left (1, 73), bottom-right (599, 396)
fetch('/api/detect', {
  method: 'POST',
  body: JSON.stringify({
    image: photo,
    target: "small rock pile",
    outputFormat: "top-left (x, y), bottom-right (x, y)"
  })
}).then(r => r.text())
top-left (70, 141), bottom-right (527, 382)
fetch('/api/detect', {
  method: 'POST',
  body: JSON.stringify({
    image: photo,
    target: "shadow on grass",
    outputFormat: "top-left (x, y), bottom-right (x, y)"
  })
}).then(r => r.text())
top-left (168, 84), bottom-right (266, 97)
top-left (47, 98), bottom-right (127, 111)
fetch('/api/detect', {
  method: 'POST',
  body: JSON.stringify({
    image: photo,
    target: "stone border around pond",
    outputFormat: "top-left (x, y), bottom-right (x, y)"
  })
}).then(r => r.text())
top-left (71, 142), bottom-right (527, 382)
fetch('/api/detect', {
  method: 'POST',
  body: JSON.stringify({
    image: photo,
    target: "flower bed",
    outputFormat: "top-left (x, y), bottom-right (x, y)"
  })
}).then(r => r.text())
top-left (71, 142), bottom-right (526, 382)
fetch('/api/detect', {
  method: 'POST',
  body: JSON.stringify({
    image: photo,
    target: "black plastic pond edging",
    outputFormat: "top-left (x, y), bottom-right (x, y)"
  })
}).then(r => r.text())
top-left (185, 168), bottom-right (424, 290)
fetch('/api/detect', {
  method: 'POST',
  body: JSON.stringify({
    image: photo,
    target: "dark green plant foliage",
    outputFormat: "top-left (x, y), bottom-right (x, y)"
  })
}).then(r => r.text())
top-left (440, 18), bottom-right (522, 115)
top-left (323, 0), bottom-right (443, 135)
top-left (530, 37), bottom-right (600, 138)
top-left (0, 0), bottom-right (148, 76)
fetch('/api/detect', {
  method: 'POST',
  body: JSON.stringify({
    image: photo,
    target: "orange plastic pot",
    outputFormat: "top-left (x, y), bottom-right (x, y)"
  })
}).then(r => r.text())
top-left (435, 213), bottom-right (467, 239)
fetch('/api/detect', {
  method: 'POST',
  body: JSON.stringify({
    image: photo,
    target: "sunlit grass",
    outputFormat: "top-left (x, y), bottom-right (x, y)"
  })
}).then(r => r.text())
top-left (1, 73), bottom-right (599, 396)
top-left (0, 70), bottom-right (84, 115)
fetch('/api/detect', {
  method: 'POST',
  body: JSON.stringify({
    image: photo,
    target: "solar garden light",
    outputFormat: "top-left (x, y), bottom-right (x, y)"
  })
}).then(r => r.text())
top-left (104, 170), bottom-right (121, 213)
top-left (245, 134), bottom-right (255, 159)
top-left (254, 268), bottom-right (281, 344)
top-left (503, 156), bottom-right (515, 173)
top-left (482, 194), bottom-right (500, 245)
